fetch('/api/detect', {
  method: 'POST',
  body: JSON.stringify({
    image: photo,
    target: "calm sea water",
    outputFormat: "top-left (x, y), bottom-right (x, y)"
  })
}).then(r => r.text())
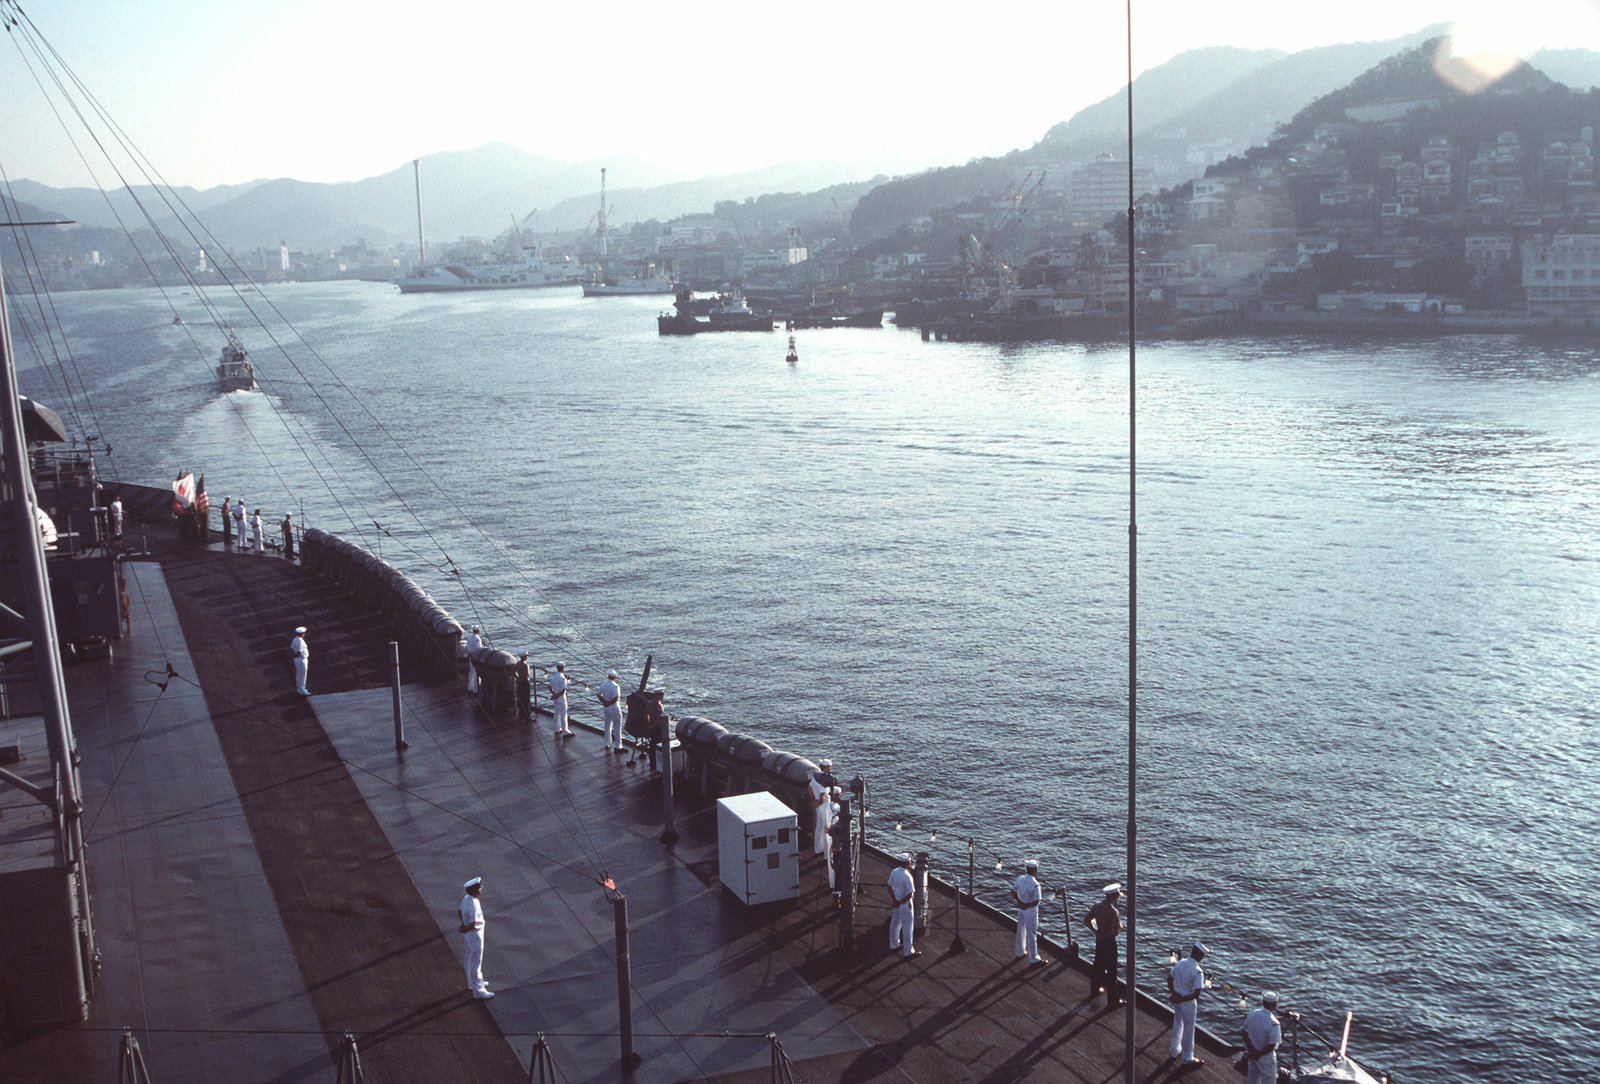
top-left (19, 282), bottom-right (1600, 1081)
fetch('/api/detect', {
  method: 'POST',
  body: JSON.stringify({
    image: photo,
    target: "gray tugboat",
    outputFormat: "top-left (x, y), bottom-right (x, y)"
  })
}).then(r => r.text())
top-left (216, 330), bottom-right (256, 391)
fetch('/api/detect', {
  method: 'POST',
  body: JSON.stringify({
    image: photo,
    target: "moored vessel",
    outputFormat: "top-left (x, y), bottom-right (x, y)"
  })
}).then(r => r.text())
top-left (396, 245), bottom-right (586, 294)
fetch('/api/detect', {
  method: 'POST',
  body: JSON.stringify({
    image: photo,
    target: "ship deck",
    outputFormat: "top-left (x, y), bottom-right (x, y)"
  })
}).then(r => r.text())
top-left (1, 541), bottom-right (1238, 1082)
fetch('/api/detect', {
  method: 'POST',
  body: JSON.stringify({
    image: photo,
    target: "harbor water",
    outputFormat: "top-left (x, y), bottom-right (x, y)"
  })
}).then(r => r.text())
top-left (21, 282), bottom-right (1600, 1081)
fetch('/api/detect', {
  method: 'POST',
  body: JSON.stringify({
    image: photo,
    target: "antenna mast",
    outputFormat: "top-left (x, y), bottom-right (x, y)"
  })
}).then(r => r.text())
top-left (413, 159), bottom-right (426, 268)
top-left (1123, 1), bottom-right (1139, 1081)
top-left (599, 167), bottom-right (608, 261)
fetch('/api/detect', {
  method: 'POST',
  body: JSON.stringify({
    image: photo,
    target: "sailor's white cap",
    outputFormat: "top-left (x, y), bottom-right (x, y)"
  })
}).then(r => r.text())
top-left (520, 650), bottom-right (530, 658)
top-left (898, 852), bottom-right (912, 864)
top-left (1104, 882), bottom-right (1123, 895)
top-left (1262, 990), bottom-right (1279, 1004)
top-left (830, 786), bottom-right (842, 796)
top-left (294, 626), bottom-right (307, 634)
top-left (607, 669), bottom-right (618, 678)
top-left (819, 757), bottom-right (833, 767)
top-left (1025, 859), bottom-right (1039, 870)
top-left (1192, 941), bottom-right (1208, 955)
top-left (463, 876), bottom-right (482, 890)
top-left (471, 625), bottom-right (481, 632)
top-left (556, 661), bottom-right (566, 670)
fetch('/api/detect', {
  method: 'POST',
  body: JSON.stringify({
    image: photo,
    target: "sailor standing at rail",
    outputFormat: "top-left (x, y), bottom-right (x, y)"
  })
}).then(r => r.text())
top-left (219, 496), bottom-right (232, 546)
top-left (290, 625), bottom-right (310, 696)
top-left (825, 787), bottom-right (843, 889)
top-left (1168, 941), bottom-right (1208, 1067)
top-left (514, 651), bottom-right (533, 724)
top-left (250, 507), bottom-right (264, 554)
top-left (458, 877), bottom-right (493, 999)
top-left (597, 669), bottom-right (623, 753)
top-left (549, 662), bottom-right (572, 738)
top-left (233, 498), bottom-right (247, 549)
top-left (1241, 990), bottom-right (1281, 1084)
top-left (1084, 882), bottom-right (1124, 1005)
top-left (887, 852), bottom-right (919, 958)
top-left (1012, 859), bottom-right (1044, 964)
top-left (110, 490), bottom-right (124, 543)
top-left (809, 759), bottom-right (837, 854)
top-left (465, 626), bottom-right (482, 696)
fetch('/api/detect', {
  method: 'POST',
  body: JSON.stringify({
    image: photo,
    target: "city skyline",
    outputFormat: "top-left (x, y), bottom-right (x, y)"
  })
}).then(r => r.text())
top-left (1, 0), bottom-right (1598, 191)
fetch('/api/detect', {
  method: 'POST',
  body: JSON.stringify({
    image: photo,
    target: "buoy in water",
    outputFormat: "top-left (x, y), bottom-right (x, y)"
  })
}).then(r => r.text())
top-left (785, 334), bottom-right (798, 363)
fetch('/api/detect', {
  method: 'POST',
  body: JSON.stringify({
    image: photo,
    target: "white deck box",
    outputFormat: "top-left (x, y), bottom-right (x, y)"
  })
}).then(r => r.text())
top-left (716, 792), bottom-right (800, 905)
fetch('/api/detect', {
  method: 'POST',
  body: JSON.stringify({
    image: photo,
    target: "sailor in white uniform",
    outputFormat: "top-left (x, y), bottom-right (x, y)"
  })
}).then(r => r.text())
top-left (1242, 990), bottom-right (1282, 1084)
top-left (1011, 859), bottom-right (1044, 964)
top-left (250, 508), bottom-right (264, 554)
top-left (1169, 941), bottom-right (1208, 1066)
top-left (597, 670), bottom-right (623, 752)
top-left (233, 499), bottom-right (247, 549)
top-left (465, 626), bottom-right (482, 695)
top-left (549, 662), bottom-right (571, 737)
top-left (886, 852), bottom-right (919, 958)
top-left (290, 626), bottom-right (310, 695)
top-left (458, 876), bottom-right (493, 998)
top-left (809, 758), bottom-right (837, 855)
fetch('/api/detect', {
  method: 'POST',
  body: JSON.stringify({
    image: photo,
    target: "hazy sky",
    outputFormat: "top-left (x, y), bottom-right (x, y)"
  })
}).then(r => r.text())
top-left (3, 0), bottom-right (1598, 190)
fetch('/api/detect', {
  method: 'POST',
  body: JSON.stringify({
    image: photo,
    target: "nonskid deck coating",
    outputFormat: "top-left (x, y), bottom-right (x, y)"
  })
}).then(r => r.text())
top-left (4, 542), bottom-right (1241, 1082)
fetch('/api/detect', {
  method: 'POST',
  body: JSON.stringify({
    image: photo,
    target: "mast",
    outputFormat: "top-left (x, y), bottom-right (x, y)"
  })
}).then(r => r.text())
top-left (1123, 1), bottom-right (1139, 1080)
top-left (599, 167), bottom-right (608, 261)
top-left (413, 158), bottom-right (426, 268)
top-left (0, 247), bottom-right (94, 1019)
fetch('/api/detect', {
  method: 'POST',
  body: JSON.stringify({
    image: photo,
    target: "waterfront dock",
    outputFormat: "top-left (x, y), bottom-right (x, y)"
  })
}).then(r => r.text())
top-left (3, 538), bottom-right (1237, 1082)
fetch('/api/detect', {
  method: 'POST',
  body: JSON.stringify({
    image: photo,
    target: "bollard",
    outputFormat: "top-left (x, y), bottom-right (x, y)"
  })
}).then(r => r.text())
top-left (390, 641), bottom-right (407, 751)
top-left (913, 851), bottom-right (930, 935)
top-left (609, 884), bottom-right (642, 1070)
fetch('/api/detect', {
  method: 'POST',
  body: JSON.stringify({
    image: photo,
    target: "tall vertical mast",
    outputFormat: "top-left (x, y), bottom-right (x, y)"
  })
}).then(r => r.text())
top-left (413, 158), bottom-right (427, 268)
top-left (599, 167), bottom-right (608, 261)
top-left (1123, 1), bottom-right (1139, 1080)
top-left (0, 248), bottom-right (94, 1016)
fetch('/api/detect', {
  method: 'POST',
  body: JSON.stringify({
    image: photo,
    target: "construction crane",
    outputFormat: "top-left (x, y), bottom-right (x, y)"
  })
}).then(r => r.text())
top-left (962, 170), bottom-right (1047, 303)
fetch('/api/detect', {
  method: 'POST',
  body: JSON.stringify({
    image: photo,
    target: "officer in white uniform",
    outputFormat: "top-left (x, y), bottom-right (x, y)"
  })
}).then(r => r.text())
top-left (465, 626), bottom-right (482, 695)
top-left (597, 670), bottom-right (623, 752)
top-left (886, 852), bottom-right (919, 958)
top-left (250, 508), bottom-right (264, 554)
top-left (1011, 859), bottom-right (1044, 964)
top-left (1242, 990), bottom-right (1282, 1084)
top-left (290, 626), bottom-right (310, 695)
top-left (809, 759), bottom-right (836, 855)
top-left (233, 498), bottom-right (247, 549)
top-left (1169, 941), bottom-right (1208, 1066)
top-left (110, 492), bottom-right (124, 541)
top-left (549, 662), bottom-right (571, 737)
top-left (458, 876), bottom-right (492, 998)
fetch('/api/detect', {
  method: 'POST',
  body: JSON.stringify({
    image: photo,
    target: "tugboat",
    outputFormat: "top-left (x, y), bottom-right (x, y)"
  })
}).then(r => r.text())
top-left (216, 329), bottom-right (257, 391)
top-left (785, 334), bottom-right (798, 363)
top-left (657, 288), bottom-right (774, 335)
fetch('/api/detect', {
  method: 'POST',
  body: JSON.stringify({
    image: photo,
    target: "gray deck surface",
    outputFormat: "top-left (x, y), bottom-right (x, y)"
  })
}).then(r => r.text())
top-left (1, 544), bottom-right (1240, 1083)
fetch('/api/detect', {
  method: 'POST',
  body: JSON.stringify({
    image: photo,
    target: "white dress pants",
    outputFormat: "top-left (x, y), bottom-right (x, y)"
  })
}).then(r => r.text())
top-left (603, 705), bottom-right (623, 749)
top-left (463, 928), bottom-right (486, 994)
top-left (294, 657), bottom-right (309, 695)
top-left (888, 903), bottom-right (914, 955)
top-left (1015, 907), bottom-right (1039, 961)
top-left (1171, 1000), bottom-right (1198, 1061)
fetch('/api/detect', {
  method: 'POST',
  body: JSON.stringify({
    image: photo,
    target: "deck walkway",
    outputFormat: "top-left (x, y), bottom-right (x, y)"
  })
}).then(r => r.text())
top-left (2, 543), bottom-right (1240, 1082)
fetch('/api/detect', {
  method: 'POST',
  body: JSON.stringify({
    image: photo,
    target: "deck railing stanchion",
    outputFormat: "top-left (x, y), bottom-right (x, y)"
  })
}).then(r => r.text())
top-left (389, 641), bottom-right (407, 751)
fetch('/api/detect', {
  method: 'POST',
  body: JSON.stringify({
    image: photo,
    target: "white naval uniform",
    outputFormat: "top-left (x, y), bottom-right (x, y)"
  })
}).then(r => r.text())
top-left (1012, 872), bottom-right (1042, 962)
top-left (465, 631), bottom-right (482, 693)
top-left (597, 679), bottom-right (623, 750)
top-left (459, 892), bottom-right (488, 995)
top-left (250, 511), bottom-right (263, 554)
top-left (1169, 956), bottom-right (1205, 1063)
top-left (110, 497), bottom-right (123, 539)
top-left (291, 633), bottom-right (310, 695)
top-left (809, 771), bottom-right (836, 855)
top-left (887, 864), bottom-right (916, 956)
top-left (1243, 1006), bottom-right (1281, 1084)
top-left (233, 503), bottom-right (247, 547)
top-left (549, 670), bottom-right (570, 734)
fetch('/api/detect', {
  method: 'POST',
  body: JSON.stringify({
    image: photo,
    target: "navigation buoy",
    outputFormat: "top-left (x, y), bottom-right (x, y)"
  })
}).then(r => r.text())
top-left (785, 334), bottom-right (798, 363)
